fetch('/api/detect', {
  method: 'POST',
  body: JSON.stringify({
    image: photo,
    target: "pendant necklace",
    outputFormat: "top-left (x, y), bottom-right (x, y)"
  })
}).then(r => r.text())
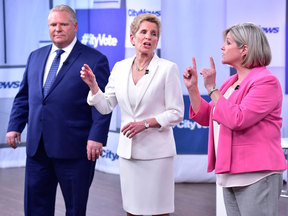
top-left (134, 58), bottom-right (151, 71)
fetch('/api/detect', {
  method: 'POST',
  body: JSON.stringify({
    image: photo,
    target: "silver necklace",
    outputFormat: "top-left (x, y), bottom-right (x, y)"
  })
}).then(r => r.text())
top-left (134, 58), bottom-right (151, 71)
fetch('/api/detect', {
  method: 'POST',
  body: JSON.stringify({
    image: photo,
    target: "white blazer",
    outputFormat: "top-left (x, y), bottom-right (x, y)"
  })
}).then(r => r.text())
top-left (87, 54), bottom-right (184, 160)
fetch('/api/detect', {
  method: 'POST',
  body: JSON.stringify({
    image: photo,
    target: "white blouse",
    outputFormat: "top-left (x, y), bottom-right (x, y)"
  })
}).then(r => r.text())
top-left (128, 69), bottom-right (146, 112)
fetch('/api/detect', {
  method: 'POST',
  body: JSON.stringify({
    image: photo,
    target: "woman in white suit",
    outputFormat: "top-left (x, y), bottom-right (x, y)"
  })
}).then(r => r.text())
top-left (81, 13), bottom-right (184, 216)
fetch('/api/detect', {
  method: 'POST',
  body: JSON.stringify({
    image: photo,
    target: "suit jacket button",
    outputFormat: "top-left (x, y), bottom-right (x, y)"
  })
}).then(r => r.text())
top-left (43, 102), bottom-right (46, 105)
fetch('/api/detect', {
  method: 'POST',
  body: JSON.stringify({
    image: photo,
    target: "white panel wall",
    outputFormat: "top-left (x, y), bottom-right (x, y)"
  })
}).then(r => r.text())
top-left (161, 0), bottom-right (229, 95)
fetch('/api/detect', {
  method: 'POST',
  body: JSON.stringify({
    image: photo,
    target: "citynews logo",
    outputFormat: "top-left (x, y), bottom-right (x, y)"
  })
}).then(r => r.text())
top-left (101, 149), bottom-right (119, 161)
top-left (128, 9), bottom-right (161, 17)
top-left (173, 119), bottom-right (208, 130)
top-left (0, 81), bottom-right (20, 89)
top-left (81, 33), bottom-right (118, 48)
top-left (260, 26), bottom-right (279, 33)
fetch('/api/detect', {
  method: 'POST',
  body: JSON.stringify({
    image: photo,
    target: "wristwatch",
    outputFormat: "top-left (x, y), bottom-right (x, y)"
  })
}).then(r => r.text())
top-left (143, 120), bottom-right (149, 129)
top-left (208, 86), bottom-right (218, 97)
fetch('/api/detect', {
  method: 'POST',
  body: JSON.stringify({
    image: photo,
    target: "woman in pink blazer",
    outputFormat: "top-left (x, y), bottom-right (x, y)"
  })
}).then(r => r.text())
top-left (183, 22), bottom-right (287, 216)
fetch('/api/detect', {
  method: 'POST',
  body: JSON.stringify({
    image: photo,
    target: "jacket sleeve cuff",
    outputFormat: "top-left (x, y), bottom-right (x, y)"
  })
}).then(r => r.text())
top-left (87, 89), bottom-right (104, 106)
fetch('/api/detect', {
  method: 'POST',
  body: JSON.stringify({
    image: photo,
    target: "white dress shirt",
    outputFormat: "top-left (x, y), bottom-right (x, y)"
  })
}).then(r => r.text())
top-left (43, 37), bottom-right (77, 86)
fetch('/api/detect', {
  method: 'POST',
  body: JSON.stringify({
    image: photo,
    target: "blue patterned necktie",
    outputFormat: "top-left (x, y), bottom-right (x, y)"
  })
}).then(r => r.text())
top-left (43, 49), bottom-right (65, 97)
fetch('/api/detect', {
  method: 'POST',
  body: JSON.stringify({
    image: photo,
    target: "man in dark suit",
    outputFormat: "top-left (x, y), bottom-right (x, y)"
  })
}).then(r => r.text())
top-left (6, 5), bottom-right (111, 216)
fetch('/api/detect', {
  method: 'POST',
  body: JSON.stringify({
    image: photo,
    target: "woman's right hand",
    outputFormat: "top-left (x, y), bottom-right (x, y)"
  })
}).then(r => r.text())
top-left (80, 64), bottom-right (99, 95)
top-left (200, 57), bottom-right (217, 93)
top-left (183, 57), bottom-right (198, 90)
top-left (183, 57), bottom-right (202, 114)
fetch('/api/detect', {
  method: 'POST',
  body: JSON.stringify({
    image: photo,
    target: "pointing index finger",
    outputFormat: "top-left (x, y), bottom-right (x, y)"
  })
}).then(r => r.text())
top-left (192, 57), bottom-right (197, 71)
top-left (210, 57), bottom-right (215, 70)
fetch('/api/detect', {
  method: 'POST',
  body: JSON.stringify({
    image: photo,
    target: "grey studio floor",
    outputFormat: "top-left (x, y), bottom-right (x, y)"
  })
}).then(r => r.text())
top-left (0, 167), bottom-right (287, 216)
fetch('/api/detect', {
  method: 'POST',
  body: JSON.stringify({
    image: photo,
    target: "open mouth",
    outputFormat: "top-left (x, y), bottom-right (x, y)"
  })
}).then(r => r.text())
top-left (144, 42), bottom-right (151, 47)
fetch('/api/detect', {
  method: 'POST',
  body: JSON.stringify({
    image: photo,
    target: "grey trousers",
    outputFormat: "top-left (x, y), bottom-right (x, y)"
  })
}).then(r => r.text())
top-left (223, 174), bottom-right (283, 216)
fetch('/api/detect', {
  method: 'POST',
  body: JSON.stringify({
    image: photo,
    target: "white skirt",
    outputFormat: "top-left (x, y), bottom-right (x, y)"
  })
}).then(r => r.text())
top-left (119, 156), bottom-right (174, 215)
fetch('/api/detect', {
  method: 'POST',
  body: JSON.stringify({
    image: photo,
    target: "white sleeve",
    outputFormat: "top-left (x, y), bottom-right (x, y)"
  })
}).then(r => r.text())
top-left (154, 63), bottom-right (184, 130)
top-left (87, 64), bottom-right (118, 115)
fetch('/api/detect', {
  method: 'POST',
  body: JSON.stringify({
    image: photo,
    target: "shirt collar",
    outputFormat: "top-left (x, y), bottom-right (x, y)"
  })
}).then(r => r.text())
top-left (51, 37), bottom-right (77, 54)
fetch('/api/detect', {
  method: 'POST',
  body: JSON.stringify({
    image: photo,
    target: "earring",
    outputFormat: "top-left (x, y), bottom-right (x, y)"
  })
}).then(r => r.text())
top-left (133, 43), bottom-right (135, 46)
top-left (155, 46), bottom-right (157, 49)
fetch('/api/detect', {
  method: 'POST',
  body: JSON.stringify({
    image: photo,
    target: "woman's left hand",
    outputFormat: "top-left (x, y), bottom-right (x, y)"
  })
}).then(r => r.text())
top-left (200, 57), bottom-right (217, 92)
top-left (121, 121), bottom-right (146, 139)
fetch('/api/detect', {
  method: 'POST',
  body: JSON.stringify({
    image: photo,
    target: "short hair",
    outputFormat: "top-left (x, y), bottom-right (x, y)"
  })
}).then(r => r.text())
top-left (130, 13), bottom-right (161, 38)
top-left (223, 23), bottom-right (271, 68)
top-left (48, 5), bottom-right (77, 24)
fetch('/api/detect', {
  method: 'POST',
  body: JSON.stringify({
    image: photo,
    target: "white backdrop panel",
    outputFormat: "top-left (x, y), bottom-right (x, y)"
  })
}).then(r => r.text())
top-left (227, 0), bottom-right (285, 67)
top-left (125, 0), bottom-right (161, 48)
top-left (161, 0), bottom-right (228, 95)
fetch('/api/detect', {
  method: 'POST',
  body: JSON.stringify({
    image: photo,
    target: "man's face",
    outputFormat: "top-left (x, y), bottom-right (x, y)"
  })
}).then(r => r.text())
top-left (48, 11), bottom-right (78, 48)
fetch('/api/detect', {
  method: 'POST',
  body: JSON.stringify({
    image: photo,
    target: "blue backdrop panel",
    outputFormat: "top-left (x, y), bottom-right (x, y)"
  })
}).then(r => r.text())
top-left (76, 9), bottom-right (126, 71)
top-left (173, 95), bottom-right (211, 154)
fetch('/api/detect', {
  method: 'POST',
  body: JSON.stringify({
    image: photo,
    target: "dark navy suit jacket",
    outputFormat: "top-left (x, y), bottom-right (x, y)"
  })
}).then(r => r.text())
top-left (7, 40), bottom-right (111, 158)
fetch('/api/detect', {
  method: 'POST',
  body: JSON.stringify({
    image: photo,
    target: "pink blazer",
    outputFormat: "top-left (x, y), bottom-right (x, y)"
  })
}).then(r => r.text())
top-left (190, 66), bottom-right (287, 174)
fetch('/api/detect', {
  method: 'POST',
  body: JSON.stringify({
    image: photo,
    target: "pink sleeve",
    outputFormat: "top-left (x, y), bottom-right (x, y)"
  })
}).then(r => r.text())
top-left (189, 97), bottom-right (213, 127)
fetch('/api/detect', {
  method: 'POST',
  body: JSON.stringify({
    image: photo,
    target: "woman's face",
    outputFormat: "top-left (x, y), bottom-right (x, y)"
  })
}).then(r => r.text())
top-left (130, 21), bottom-right (159, 55)
top-left (221, 32), bottom-right (245, 67)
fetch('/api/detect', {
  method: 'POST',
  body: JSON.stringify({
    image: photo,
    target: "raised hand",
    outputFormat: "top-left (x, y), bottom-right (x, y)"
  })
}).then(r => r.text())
top-left (200, 57), bottom-right (217, 92)
top-left (183, 57), bottom-right (202, 114)
top-left (80, 64), bottom-right (99, 94)
top-left (183, 57), bottom-right (198, 90)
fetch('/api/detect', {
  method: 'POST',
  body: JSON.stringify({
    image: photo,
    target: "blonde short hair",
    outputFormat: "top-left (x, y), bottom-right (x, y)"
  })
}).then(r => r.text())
top-left (130, 13), bottom-right (161, 38)
top-left (48, 5), bottom-right (77, 24)
top-left (223, 23), bottom-right (271, 69)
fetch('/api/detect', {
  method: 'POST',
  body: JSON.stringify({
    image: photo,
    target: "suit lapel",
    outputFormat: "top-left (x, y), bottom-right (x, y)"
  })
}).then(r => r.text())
top-left (121, 56), bottom-right (135, 116)
top-left (44, 40), bottom-right (82, 98)
top-left (134, 54), bottom-right (159, 111)
top-left (221, 74), bottom-right (238, 95)
top-left (225, 66), bottom-right (265, 103)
